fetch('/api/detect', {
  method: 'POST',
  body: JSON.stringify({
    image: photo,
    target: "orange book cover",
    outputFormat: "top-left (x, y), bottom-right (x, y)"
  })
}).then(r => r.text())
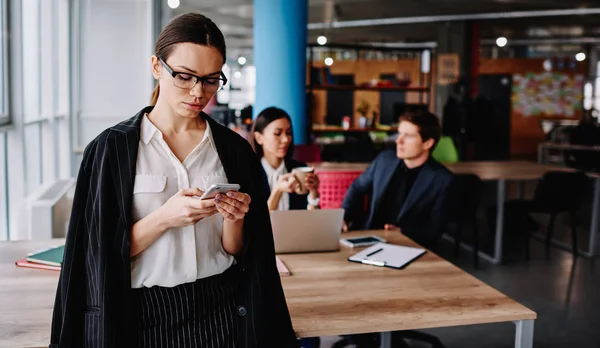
top-left (15, 258), bottom-right (61, 271)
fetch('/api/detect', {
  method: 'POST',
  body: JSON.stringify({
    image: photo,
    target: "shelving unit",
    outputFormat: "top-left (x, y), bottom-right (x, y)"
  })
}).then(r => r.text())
top-left (306, 43), bottom-right (434, 142)
top-left (307, 85), bottom-right (430, 93)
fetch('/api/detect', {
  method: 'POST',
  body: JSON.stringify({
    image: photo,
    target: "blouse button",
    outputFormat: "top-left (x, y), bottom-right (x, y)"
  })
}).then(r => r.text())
top-left (237, 305), bottom-right (247, 317)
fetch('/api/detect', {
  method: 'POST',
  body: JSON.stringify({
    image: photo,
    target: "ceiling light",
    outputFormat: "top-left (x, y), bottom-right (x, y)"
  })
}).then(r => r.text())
top-left (576, 52), bottom-right (586, 61)
top-left (237, 56), bottom-right (247, 65)
top-left (496, 37), bottom-right (508, 47)
top-left (167, 0), bottom-right (180, 9)
top-left (317, 35), bottom-right (327, 45)
top-left (324, 57), bottom-right (333, 66)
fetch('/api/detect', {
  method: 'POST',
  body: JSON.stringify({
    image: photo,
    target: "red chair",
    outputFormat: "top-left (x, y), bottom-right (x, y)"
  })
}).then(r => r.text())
top-left (293, 144), bottom-right (321, 163)
top-left (316, 170), bottom-right (363, 209)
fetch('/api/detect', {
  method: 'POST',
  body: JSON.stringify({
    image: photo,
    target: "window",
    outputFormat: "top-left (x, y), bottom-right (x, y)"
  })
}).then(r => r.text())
top-left (24, 123), bottom-right (42, 194)
top-left (0, 0), bottom-right (9, 125)
top-left (0, 132), bottom-right (6, 240)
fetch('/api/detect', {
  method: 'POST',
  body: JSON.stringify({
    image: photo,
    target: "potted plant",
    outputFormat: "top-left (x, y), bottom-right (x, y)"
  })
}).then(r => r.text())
top-left (357, 99), bottom-right (371, 128)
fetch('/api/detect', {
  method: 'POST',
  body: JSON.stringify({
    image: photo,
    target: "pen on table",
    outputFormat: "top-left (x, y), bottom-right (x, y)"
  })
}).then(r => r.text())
top-left (366, 247), bottom-right (383, 257)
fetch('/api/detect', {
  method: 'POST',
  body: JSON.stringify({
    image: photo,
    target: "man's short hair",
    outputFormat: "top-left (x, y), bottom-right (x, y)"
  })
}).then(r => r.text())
top-left (399, 110), bottom-right (442, 149)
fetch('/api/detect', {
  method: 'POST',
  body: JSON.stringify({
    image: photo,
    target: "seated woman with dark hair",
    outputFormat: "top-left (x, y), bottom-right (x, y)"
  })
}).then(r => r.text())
top-left (251, 106), bottom-right (321, 211)
top-left (251, 106), bottom-right (322, 348)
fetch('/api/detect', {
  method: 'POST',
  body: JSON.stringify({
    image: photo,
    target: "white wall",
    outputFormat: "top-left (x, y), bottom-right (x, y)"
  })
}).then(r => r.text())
top-left (73, 0), bottom-right (155, 157)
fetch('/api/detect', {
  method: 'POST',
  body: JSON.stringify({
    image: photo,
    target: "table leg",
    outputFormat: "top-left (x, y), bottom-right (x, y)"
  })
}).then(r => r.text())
top-left (494, 180), bottom-right (506, 264)
top-left (380, 331), bottom-right (391, 348)
top-left (517, 181), bottom-right (525, 200)
top-left (589, 177), bottom-right (600, 258)
top-left (514, 320), bottom-right (534, 348)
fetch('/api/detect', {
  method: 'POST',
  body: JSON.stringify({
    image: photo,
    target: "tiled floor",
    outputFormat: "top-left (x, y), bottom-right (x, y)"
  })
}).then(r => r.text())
top-left (316, 233), bottom-right (600, 348)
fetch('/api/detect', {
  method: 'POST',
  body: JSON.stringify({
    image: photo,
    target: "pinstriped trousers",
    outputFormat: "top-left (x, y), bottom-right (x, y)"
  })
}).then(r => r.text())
top-left (132, 267), bottom-right (238, 348)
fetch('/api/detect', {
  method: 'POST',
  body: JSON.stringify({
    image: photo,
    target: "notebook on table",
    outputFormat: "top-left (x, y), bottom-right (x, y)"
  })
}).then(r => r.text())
top-left (15, 258), bottom-right (61, 271)
top-left (26, 245), bottom-right (65, 267)
top-left (275, 256), bottom-right (291, 276)
top-left (348, 242), bottom-right (426, 269)
top-left (15, 245), bottom-right (65, 271)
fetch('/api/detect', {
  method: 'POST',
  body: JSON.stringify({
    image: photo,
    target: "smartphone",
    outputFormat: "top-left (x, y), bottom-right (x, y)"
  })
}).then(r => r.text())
top-left (340, 235), bottom-right (387, 248)
top-left (199, 184), bottom-right (241, 200)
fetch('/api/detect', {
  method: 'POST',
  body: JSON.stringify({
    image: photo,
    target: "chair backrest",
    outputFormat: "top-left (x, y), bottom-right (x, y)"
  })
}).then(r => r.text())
top-left (534, 171), bottom-right (591, 212)
top-left (432, 136), bottom-right (459, 164)
top-left (446, 173), bottom-right (483, 221)
top-left (317, 170), bottom-right (363, 209)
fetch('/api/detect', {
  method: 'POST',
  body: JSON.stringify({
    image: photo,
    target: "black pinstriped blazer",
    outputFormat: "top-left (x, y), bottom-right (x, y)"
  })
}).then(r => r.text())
top-left (49, 106), bottom-right (299, 348)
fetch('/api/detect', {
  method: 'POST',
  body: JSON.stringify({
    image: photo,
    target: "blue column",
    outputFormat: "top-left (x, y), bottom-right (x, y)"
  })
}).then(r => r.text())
top-left (253, 0), bottom-right (308, 144)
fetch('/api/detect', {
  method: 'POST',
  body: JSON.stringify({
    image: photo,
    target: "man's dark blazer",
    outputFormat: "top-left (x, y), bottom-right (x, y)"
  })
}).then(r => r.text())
top-left (259, 158), bottom-right (310, 210)
top-left (49, 106), bottom-right (299, 348)
top-left (342, 149), bottom-right (453, 246)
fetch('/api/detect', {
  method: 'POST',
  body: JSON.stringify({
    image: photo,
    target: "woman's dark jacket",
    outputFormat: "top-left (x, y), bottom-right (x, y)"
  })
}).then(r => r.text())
top-left (49, 106), bottom-right (299, 348)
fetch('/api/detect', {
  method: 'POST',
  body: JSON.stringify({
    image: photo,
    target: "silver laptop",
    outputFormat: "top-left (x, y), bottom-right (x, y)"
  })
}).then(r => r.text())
top-left (270, 209), bottom-right (344, 254)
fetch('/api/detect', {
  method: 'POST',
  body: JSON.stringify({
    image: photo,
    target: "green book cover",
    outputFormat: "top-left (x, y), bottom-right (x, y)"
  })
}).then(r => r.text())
top-left (26, 245), bottom-right (65, 267)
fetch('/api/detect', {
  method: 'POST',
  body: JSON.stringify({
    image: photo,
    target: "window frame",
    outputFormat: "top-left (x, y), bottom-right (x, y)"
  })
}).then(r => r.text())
top-left (0, 0), bottom-right (10, 126)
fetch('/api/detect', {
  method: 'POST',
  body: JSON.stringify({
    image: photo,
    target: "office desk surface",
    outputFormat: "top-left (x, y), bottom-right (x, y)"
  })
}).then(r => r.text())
top-left (281, 230), bottom-right (536, 338)
top-left (0, 239), bottom-right (62, 348)
top-left (312, 160), bottom-right (597, 180)
top-left (0, 232), bottom-right (537, 347)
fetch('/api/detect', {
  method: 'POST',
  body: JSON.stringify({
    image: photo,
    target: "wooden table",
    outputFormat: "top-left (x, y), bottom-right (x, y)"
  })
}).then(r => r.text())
top-left (281, 230), bottom-right (536, 347)
top-left (0, 240), bottom-right (62, 348)
top-left (311, 161), bottom-right (600, 263)
top-left (0, 233), bottom-right (536, 348)
top-left (538, 142), bottom-right (600, 164)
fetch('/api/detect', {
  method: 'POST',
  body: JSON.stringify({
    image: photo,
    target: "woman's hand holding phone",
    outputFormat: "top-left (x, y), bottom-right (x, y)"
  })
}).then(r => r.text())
top-left (157, 188), bottom-right (218, 229)
top-left (214, 191), bottom-right (251, 222)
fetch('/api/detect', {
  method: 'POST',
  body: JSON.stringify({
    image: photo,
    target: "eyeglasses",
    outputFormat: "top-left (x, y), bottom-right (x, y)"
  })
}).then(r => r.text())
top-left (159, 58), bottom-right (228, 93)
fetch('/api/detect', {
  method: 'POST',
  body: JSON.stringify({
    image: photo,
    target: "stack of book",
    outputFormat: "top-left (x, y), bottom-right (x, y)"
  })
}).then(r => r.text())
top-left (15, 245), bottom-right (64, 271)
top-left (15, 246), bottom-right (290, 276)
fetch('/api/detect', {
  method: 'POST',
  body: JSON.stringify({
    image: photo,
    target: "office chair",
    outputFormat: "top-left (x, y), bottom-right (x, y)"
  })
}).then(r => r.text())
top-left (491, 171), bottom-right (590, 260)
top-left (446, 174), bottom-right (484, 268)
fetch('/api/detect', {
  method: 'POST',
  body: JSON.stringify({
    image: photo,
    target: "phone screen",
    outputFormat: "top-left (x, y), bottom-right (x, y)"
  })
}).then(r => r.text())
top-left (200, 184), bottom-right (240, 200)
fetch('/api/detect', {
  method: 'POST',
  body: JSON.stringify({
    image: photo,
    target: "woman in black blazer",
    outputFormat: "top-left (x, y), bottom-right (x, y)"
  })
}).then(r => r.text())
top-left (50, 13), bottom-right (298, 348)
top-left (251, 107), bottom-right (321, 211)
top-left (251, 107), bottom-right (321, 348)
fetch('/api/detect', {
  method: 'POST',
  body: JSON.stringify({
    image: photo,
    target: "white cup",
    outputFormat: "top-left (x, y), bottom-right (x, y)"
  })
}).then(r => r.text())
top-left (292, 167), bottom-right (314, 195)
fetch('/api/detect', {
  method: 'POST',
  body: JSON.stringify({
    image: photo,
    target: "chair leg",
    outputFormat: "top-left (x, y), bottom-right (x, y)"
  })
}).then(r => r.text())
top-left (546, 213), bottom-right (556, 250)
top-left (331, 337), bottom-right (350, 348)
top-left (472, 222), bottom-right (479, 269)
top-left (454, 224), bottom-right (463, 258)
top-left (396, 330), bottom-right (447, 348)
top-left (570, 211), bottom-right (578, 258)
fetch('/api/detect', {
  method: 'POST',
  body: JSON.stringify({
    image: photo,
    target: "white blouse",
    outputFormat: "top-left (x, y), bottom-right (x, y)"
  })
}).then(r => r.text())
top-left (261, 158), bottom-right (290, 211)
top-left (130, 115), bottom-right (234, 289)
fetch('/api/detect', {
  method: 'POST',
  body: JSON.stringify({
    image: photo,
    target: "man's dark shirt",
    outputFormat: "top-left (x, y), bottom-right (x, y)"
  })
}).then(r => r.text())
top-left (371, 162), bottom-right (423, 229)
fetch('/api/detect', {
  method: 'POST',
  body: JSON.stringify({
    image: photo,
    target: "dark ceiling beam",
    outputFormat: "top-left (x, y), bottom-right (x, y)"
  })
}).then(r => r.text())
top-left (308, 8), bottom-right (600, 30)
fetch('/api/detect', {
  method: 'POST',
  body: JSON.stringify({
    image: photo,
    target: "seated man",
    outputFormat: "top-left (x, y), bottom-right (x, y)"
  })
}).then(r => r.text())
top-left (338, 110), bottom-right (453, 348)
top-left (342, 109), bottom-right (453, 248)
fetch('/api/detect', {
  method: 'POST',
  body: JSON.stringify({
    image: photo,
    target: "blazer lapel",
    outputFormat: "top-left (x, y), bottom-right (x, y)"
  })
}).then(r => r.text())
top-left (109, 108), bottom-right (146, 257)
top-left (397, 161), bottom-right (437, 221)
top-left (372, 157), bottom-right (400, 213)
